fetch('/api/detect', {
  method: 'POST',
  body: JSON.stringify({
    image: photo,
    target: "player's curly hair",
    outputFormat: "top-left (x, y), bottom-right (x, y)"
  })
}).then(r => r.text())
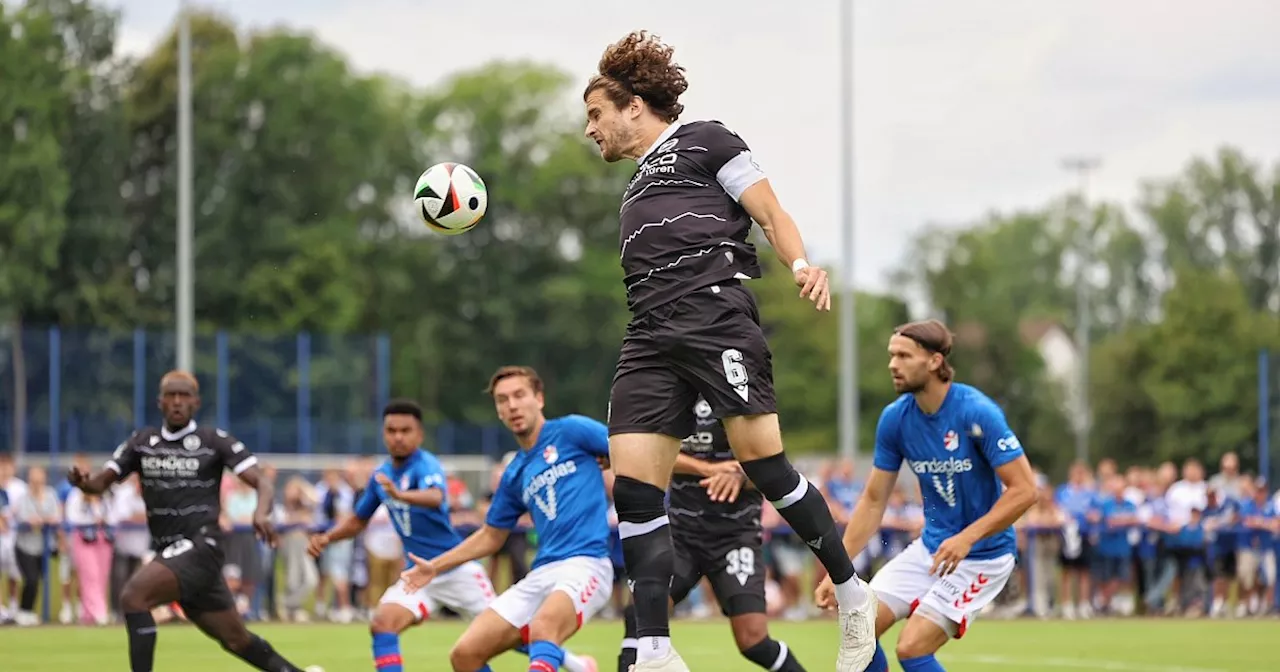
top-left (584, 31), bottom-right (689, 123)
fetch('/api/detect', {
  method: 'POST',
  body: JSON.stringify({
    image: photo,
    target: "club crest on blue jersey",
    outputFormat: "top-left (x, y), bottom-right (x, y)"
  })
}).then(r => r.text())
top-left (543, 445), bottom-right (558, 464)
top-left (943, 430), bottom-right (960, 452)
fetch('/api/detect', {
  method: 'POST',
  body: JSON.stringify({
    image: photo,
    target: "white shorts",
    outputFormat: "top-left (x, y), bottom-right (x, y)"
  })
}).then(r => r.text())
top-left (869, 538), bottom-right (1016, 638)
top-left (380, 560), bottom-right (495, 621)
top-left (489, 555), bottom-right (613, 632)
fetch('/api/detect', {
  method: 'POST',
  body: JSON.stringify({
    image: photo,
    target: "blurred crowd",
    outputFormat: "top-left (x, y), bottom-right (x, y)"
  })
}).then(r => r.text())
top-left (0, 450), bottom-right (1277, 627)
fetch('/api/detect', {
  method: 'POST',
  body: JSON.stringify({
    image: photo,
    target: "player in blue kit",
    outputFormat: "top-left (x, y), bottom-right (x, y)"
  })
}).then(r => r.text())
top-left (401, 366), bottom-right (613, 672)
top-left (815, 320), bottom-right (1038, 672)
top-left (309, 398), bottom-right (596, 672)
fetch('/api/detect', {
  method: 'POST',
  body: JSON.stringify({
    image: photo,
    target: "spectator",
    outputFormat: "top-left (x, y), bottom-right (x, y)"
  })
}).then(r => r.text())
top-left (1166, 458), bottom-right (1209, 527)
top-left (0, 453), bottom-right (29, 621)
top-left (1097, 473), bottom-right (1139, 615)
top-left (1237, 478), bottom-right (1276, 615)
top-left (1019, 482), bottom-right (1064, 617)
top-left (55, 453), bottom-right (92, 623)
top-left (12, 466), bottom-right (60, 625)
top-left (278, 475), bottom-right (320, 622)
top-left (314, 467), bottom-right (356, 623)
top-left (63, 486), bottom-right (114, 625)
top-left (1208, 452), bottom-right (1248, 502)
top-left (1055, 460), bottom-right (1097, 619)
top-left (221, 474), bottom-right (262, 616)
top-left (109, 474), bottom-right (149, 622)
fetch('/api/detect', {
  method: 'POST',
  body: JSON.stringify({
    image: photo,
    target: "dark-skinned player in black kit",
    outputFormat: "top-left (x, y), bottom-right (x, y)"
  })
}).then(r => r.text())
top-left (582, 30), bottom-right (877, 672)
top-left (68, 371), bottom-right (323, 672)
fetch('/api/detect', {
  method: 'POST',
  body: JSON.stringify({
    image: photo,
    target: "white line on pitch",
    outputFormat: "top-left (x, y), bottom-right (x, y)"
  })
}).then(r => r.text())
top-left (944, 654), bottom-right (1266, 672)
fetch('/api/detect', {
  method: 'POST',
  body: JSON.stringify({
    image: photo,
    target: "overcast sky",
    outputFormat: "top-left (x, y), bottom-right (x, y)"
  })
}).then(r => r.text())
top-left (111, 0), bottom-right (1280, 292)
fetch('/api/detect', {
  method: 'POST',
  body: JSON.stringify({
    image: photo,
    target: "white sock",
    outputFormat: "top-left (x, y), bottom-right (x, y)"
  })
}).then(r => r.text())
top-left (562, 650), bottom-right (590, 672)
top-left (834, 576), bottom-right (870, 610)
top-left (636, 636), bottom-right (672, 662)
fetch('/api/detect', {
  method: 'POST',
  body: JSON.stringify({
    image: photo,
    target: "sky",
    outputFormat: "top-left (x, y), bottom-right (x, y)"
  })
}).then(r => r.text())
top-left (110, 0), bottom-right (1280, 293)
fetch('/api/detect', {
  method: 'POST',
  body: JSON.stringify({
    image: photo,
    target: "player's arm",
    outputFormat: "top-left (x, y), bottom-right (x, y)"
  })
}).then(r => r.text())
top-left (957, 456), bottom-right (1038, 544)
top-left (424, 524), bottom-right (510, 575)
top-left (77, 436), bottom-right (140, 495)
top-left (378, 469), bottom-right (446, 509)
top-left (841, 468), bottom-right (897, 557)
top-left (740, 180), bottom-right (807, 272)
top-left (310, 477), bottom-right (377, 557)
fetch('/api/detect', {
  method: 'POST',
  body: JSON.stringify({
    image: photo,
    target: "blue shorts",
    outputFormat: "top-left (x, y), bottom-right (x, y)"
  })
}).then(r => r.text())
top-left (1099, 555), bottom-right (1131, 583)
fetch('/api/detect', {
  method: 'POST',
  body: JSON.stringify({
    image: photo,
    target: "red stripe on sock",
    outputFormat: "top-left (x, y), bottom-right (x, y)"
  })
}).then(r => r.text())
top-left (529, 662), bottom-right (557, 672)
top-left (375, 653), bottom-right (403, 668)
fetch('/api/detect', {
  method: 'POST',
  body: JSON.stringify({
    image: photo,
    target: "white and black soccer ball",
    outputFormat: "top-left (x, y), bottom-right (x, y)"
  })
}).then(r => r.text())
top-left (413, 162), bottom-right (488, 235)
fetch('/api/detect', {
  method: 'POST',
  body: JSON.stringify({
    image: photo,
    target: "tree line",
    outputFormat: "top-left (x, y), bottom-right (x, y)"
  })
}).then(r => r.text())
top-left (2, 1), bottom-right (1277, 475)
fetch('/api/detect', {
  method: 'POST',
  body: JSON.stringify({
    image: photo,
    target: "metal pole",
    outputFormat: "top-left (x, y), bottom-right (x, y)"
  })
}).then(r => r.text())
top-left (837, 0), bottom-right (857, 461)
top-left (176, 0), bottom-right (194, 373)
top-left (1061, 156), bottom-right (1100, 465)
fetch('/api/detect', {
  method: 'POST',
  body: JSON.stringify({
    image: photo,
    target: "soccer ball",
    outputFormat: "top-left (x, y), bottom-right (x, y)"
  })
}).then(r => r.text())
top-left (413, 162), bottom-right (487, 235)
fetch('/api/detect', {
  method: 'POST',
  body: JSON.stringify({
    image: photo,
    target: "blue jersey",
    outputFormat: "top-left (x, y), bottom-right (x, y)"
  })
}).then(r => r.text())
top-left (1237, 499), bottom-right (1276, 551)
top-left (873, 383), bottom-right (1026, 560)
top-left (826, 477), bottom-right (862, 511)
top-left (486, 415), bottom-right (612, 569)
top-left (1097, 497), bottom-right (1137, 559)
top-left (353, 449), bottom-right (463, 568)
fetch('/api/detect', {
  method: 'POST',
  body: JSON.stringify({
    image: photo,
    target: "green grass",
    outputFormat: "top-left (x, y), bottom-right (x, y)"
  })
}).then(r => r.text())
top-left (0, 617), bottom-right (1275, 671)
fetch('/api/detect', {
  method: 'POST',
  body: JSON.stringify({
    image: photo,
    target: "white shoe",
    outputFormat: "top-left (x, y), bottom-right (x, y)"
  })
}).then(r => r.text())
top-left (304, 666), bottom-right (325, 672)
top-left (631, 651), bottom-right (691, 672)
top-left (837, 588), bottom-right (879, 672)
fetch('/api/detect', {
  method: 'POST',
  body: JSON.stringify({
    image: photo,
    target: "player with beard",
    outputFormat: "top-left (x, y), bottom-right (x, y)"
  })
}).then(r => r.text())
top-left (581, 31), bottom-right (875, 672)
top-left (617, 397), bottom-right (806, 672)
top-left (68, 371), bottom-right (321, 672)
top-left (814, 321), bottom-right (1038, 672)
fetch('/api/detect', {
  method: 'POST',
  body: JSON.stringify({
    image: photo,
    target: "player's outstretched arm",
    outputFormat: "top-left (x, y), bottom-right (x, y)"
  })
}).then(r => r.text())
top-left (929, 455), bottom-right (1038, 577)
top-left (841, 467), bottom-right (897, 557)
top-left (400, 524), bottom-right (509, 592)
top-left (738, 180), bottom-right (831, 311)
top-left (236, 464), bottom-right (280, 546)
top-left (375, 472), bottom-right (444, 509)
top-left (68, 465), bottom-right (120, 496)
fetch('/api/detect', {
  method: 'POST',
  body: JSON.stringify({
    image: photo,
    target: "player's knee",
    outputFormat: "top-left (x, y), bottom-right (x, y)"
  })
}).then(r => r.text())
top-left (218, 628), bottom-right (255, 654)
top-left (894, 613), bottom-right (949, 660)
top-left (118, 580), bottom-right (153, 613)
top-left (369, 608), bottom-right (411, 636)
top-left (611, 476), bottom-right (666, 521)
top-left (448, 641), bottom-right (485, 672)
top-left (731, 622), bottom-right (769, 653)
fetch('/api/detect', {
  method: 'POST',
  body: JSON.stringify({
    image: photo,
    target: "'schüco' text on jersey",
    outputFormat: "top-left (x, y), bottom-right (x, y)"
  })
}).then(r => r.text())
top-left (618, 121), bottom-right (768, 315)
top-left (105, 422), bottom-right (257, 550)
top-left (486, 415), bottom-right (613, 568)
top-left (873, 383), bottom-right (1026, 559)
top-left (353, 448), bottom-right (463, 568)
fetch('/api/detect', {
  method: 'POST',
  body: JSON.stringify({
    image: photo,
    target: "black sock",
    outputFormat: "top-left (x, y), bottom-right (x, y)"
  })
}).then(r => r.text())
top-left (740, 452), bottom-right (855, 584)
top-left (618, 603), bottom-right (638, 672)
top-left (741, 637), bottom-right (806, 672)
top-left (613, 476), bottom-right (673, 641)
top-left (125, 611), bottom-right (158, 672)
top-left (228, 634), bottom-right (305, 672)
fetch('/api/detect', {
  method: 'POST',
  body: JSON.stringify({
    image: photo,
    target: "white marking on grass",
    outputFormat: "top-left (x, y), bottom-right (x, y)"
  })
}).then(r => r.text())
top-left (945, 654), bottom-right (1266, 672)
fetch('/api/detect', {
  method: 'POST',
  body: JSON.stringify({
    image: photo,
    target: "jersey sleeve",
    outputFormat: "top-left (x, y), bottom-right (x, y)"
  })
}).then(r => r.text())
top-left (696, 121), bottom-right (766, 202)
top-left (871, 406), bottom-right (904, 472)
top-left (970, 401), bottom-right (1025, 469)
top-left (352, 473), bottom-right (382, 521)
top-left (484, 470), bottom-right (526, 530)
top-left (566, 415), bottom-right (610, 458)
top-left (211, 429), bottom-right (259, 475)
top-left (105, 433), bottom-right (142, 477)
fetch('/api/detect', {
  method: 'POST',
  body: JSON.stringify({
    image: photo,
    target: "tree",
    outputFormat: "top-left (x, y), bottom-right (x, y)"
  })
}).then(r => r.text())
top-left (0, 3), bottom-right (75, 453)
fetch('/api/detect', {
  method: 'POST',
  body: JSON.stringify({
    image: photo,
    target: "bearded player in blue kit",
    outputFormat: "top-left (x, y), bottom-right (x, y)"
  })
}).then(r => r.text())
top-left (309, 398), bottom-right (597, 672)
top-left (401, 366), bottom-right (614, 672)
top-left (815, 320), bottom-right (1038, 672)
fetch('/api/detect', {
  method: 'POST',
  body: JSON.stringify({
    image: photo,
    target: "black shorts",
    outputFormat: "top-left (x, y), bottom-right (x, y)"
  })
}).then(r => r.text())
top-left (154, 534), bottom-right (237, 615)
top-left (670, 524), bottom-right (766, 617)
top-left (609, 282), bottom-right (776, 438)
top-left (1213, 550), bottom-right (1237, 578)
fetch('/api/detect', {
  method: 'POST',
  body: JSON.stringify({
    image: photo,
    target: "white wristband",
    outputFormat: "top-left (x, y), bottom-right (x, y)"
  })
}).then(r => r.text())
top-left (791, 258), bottom-right (809, 273)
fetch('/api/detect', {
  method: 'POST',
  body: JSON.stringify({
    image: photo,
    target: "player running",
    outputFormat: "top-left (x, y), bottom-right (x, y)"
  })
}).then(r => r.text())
top-left (308, 398), bottom-right (597, 672)
top-left (618, 397), bottom-right (806, 672)
top-left (815, 320), bottom-right (1038, 672)
top-left (582, 31), bottom-right (875, 672)
top-left (67, 371), bottom-right (321, 672)
top-left (400, 366), bottom-right (614, 672)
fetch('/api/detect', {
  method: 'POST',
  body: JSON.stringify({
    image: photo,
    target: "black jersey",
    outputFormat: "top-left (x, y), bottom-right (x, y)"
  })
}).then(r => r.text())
top-left (105, 422), bottom-right (257, 550)
top-left (618, 120), bottom-right (768, 316)
top-left (668, 398), bottom-right (763, 529)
